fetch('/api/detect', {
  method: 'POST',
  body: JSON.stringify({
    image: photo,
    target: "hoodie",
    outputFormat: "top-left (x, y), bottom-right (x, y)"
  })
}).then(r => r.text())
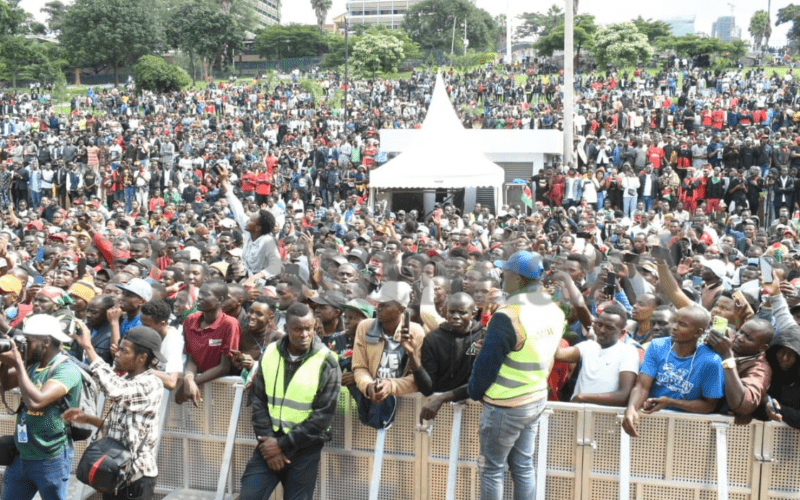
top-left (761, 331), bottom-right (800, 430)
top-left (413, 320), bottom-right (485, 398)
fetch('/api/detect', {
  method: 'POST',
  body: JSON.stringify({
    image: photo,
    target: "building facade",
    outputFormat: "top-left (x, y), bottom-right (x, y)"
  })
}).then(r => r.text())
top-left (249, 0), bottom-right (280, 30)
top-left (664, 16), bottom-right (695, 37)
top-left (345, 0), bottom-right (425, 29)
top-left (711, 16), bottom-right (741, 42)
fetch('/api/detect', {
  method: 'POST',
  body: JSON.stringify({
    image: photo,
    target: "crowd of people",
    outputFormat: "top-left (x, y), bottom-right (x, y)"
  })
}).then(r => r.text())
top-left (0, 59), bottom-right (798, 499)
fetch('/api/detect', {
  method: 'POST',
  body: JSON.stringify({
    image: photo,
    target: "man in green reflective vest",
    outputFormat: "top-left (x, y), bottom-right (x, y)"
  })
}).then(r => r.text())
top-left (241, 303), bottom-right (341, 500)
top-left (468, 251), bottom-right (565, 500)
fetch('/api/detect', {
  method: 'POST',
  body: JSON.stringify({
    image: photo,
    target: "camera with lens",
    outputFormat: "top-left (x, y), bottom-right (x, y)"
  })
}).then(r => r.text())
top-left (0, 335), bottom-right (27, 359)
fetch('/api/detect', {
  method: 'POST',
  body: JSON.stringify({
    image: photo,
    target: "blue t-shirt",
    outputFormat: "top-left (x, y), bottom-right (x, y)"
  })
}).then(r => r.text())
top-left (640, 337), bottom-right (724, 411)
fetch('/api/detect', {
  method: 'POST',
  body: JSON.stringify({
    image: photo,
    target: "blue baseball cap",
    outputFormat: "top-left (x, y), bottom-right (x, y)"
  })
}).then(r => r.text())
top-left (502, 251), bottom-right (544, 280)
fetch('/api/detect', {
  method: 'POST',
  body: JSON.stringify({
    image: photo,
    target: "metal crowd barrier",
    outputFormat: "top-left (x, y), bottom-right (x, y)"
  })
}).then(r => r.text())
top-left (0, 377), bottom-right (798, 500)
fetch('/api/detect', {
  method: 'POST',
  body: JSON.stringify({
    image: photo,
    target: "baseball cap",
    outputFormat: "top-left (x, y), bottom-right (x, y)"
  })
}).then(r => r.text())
top-left (124, 326), bottom-right (166, 363)
top-left (502, 251), bottom-right (544, 280)
top-left (23, 314), bottom-right (72, 343)
top-left (369, 281), bottom-right (411, 308)
top-left (310, 290), bottom-right (347, 309)
top-left (704, 259), bottom-right (727, 280)
top-left (116, 278), bottom-right (153, 302)
top-left (341, 298), bottom-right (374, 319)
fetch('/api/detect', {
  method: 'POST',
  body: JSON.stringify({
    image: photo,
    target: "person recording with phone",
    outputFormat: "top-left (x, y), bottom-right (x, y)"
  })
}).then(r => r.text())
top-left (352, 282), bottom-right (424, 405)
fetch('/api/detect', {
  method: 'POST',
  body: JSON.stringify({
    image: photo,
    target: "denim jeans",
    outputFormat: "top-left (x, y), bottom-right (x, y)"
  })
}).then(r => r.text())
top-left (239, 446), bottom-right (321, 500)
top-left (1, 447), bottom-right (73, 500)
top-left (478, 399), bottom-right (545, 500)
top-left (623, 196), bottom-right (637, 218)
top-left (641, 195), bottom-right (653, 211)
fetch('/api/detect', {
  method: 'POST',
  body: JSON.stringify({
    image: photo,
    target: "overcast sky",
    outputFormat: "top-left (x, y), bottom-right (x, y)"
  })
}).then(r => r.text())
top-left (18, 0), bottom-right (790, 44)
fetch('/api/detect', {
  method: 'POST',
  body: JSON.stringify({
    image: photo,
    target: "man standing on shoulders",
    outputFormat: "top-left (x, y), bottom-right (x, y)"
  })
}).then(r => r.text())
top-left (468, 252), bottom-right (565, 499)
top-left (240, 303), bottom-right (341, 500)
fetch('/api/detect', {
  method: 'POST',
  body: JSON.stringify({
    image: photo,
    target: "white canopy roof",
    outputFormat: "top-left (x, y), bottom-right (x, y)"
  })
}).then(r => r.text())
top-left (369, 74), bottom-right (505, 190)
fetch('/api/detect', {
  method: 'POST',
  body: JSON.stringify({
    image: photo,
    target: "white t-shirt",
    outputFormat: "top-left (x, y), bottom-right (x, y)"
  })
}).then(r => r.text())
top-left (161, 326), bottom-right (186, 374)
top-left (573, 340), bottom-right (639, 398)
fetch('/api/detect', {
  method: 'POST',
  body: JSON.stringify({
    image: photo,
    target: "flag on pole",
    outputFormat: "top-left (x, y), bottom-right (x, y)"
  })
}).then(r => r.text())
top-left (521, 186), bottom-right (533, 209)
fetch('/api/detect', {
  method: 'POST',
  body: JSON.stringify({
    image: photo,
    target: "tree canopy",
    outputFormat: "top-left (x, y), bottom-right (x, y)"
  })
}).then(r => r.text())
top-left (592, 22), bottom-right (653, 70)
top-left (59, 0), bottom-right (163, 85)
top-left (776, 5), bottom-right (800, 46)
top-left (514, 5), bottom-right (563, 41)
top-left (351, 32), bottom-right (405, 78)
top-left (534, 14), bottom-right (596, 61)
top-left (403, 0), bottom-right (498, 52)
top-left (253, 24), bottom-right (329, 60)
top-left (631, 17), bottom-right (671, 44)
top-left (749, 10), bottom-right (771, 51)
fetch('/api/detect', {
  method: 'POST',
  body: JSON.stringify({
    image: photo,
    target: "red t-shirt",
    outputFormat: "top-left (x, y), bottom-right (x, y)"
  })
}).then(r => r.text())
top-left (183, 311), bottom-right (240, 373)
top-left (241, 172), bottom-right (257, 193)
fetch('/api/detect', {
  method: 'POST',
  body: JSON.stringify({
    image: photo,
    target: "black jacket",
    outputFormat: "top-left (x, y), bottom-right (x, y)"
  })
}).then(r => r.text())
top-left (757, 332), bottom-right (800, 429)
top-left (250, 335), bottom-right (341, 458)
top-left (413, 320), bottom-right (484, 398)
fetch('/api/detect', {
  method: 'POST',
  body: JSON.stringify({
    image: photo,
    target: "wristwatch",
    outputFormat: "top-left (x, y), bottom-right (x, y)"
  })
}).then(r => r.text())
top-left (721, 357), bottom-right (736, 370)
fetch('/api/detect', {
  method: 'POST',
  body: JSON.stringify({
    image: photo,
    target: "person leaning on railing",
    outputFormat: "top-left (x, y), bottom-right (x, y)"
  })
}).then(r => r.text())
top-left (623, 305), bottom-right (724, 437)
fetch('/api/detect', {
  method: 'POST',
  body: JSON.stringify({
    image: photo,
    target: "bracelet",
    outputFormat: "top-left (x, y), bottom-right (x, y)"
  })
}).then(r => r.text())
top-left (721, 357), bottom-right (736, 370)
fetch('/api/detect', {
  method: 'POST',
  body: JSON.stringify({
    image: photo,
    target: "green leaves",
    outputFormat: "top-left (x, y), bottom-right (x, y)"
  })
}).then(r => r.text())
top-left (402, 0), bottom-right (498, 52)
top-left (591, 22), bottom-right (653, 71)
top-left (134, 55), bottom-right (191, 92)
top-left (533, 14), bottom-right (596, 58)
top-left (351, 32), bottom-right (404, 78)
top-left (59, 0), bottom-right (163, 84)
top-left (253, 24), bottom-right (329, 59)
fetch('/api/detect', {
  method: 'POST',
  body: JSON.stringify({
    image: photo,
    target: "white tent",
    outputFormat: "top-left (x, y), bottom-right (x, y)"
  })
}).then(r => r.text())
top-left (369, 74), bottom-right (504, 213)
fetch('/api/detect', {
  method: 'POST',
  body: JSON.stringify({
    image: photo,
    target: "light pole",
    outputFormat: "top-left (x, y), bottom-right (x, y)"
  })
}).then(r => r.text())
top-left (344, 16), bottom-right (349, 138)
top-left (563, 0), bottom-right (574, 166)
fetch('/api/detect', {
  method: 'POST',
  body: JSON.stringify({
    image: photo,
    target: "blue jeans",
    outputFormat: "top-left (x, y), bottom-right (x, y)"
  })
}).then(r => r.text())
top-left (478, 399), bottom-right (545, 500)
top-left (30, 191), bottom-right (42, 209)
top-left (2, 447), bottom-right (73, 500)
top-left (641, 196), bottom-right (653, 211)
top-left (124, 186), bottom-right (135, 211)
top-left (239, 446), bottom-right (321, 500)
top-left (623, 196), bottom-right (637, 218)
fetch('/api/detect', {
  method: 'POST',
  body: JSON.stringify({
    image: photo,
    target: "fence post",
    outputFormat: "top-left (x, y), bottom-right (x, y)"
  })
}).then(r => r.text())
top-left (368, 428), bottom-right (387, 500)
top-left (617, 413), bottom-right (630, 500)
top-left (445, 402), bottom-right (464, 500)
top-left (214, 383), bottom-right (245, 500)
top-left (711, 421), bottom-right (730, 500)
top-left (535, 408), bottom-right (553, 500)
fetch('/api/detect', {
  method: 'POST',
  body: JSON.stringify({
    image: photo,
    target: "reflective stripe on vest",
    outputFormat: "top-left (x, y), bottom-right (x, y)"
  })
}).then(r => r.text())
top-left (261, 342), bottom-right (330, 434)
top-left (484, 303), bottom-right (556, 401)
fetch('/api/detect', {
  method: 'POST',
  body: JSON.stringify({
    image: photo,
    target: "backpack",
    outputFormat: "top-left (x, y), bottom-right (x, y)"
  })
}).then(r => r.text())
top-left (45, 355), bottom-right (100, 441)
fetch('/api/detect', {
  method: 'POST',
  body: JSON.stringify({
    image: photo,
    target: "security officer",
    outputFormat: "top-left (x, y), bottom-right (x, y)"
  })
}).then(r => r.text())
top-left (467, 251), bottom-right (565, 500)
top-left (240, 303), bottom-right (341, 500)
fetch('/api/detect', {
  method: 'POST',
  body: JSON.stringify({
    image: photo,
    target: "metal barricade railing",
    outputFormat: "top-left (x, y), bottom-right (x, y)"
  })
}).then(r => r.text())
top-left (1, 377), bottom-right (799, 500)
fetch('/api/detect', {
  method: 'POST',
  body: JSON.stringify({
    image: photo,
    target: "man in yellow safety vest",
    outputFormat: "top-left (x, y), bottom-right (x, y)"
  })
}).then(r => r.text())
top-left (241, 303), bottom-right (341, 500)
top-left (468, 251), bottom-right (565, 500)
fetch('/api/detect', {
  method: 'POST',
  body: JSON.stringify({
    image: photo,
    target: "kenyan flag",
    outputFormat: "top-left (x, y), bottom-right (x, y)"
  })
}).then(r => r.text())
top-left (521, 186), bottom-right (533, 209)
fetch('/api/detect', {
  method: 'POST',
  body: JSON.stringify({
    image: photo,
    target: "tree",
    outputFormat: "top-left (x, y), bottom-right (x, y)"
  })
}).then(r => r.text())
top-left (321, 26), bottom-right (418, 69)
top-left (310, 0), bottom-right (332, 32)
top-left (534, 14), bottom-right (596, 63)
top-left (403, 0), bottom-right (498, 52)
top-left (0, 1), bottom-right (26, 39)
top-left (253, 24), bottom-right (329, 60)
top-left (776, 5), bottom-right (800, 47)
top-left (515, 5), bottom-right (563, 41)
top-left (749, 10), bottom-right (772, 51)
top-left (165, 0), bottom-right (245, 83)
top-left (60, 0), bottom-right (163, 86)
top-left (134, 55), bottom-right (191, 92)
top-left (631, 16), bottom-right (671, 44)
top-left (351, 31), bottom-right (404, 78)
top-left (592, 22), bottom-right (653, 70)
top-left (657, 34), bottom-right (724, 59)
